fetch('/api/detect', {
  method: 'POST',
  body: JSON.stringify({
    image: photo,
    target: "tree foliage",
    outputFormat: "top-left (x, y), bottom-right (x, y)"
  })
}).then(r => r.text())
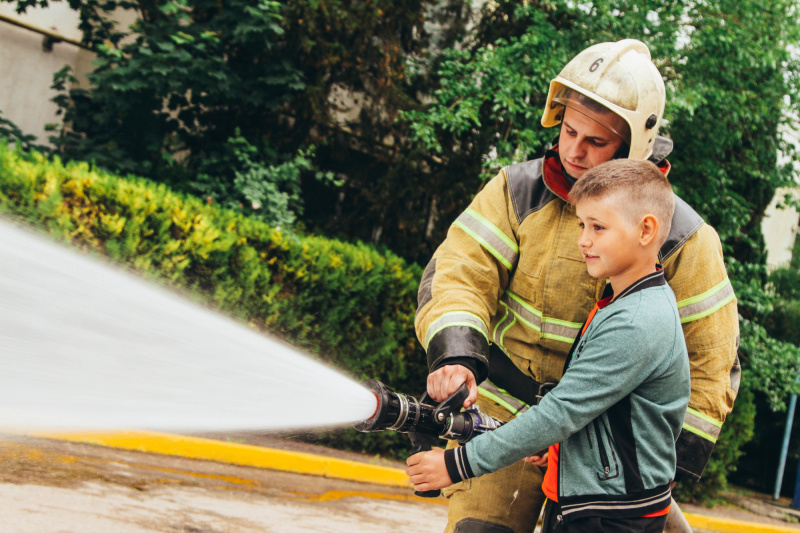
top-left (731, 236), bottom-right (800, 495)
top-left (6, 0), bottom-right (462, 230)
top-left (49, 0), bottom-right (301, 177)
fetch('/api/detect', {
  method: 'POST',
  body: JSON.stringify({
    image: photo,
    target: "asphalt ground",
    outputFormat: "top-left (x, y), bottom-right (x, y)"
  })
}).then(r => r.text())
top-left (0, 433), bottom-right (448, 532)
top-left (4, 430), bottom-right (800, 533)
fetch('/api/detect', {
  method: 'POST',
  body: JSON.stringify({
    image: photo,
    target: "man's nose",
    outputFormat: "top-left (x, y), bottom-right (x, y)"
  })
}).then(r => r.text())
top-left (568, 138), bottom-right (586, 159)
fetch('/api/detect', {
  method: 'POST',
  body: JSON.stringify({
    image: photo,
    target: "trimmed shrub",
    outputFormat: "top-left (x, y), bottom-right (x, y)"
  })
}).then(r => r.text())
top-left (0, 143), bottom-right (427, 456)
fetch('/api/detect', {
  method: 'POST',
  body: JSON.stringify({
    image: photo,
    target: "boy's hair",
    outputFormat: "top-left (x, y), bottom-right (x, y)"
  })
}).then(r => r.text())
top-left (570, 159), bottom-right (675, 247)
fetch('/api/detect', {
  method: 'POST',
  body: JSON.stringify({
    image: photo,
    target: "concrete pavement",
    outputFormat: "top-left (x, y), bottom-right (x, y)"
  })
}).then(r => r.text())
top-left (33, 430), bottom-right (800, 533)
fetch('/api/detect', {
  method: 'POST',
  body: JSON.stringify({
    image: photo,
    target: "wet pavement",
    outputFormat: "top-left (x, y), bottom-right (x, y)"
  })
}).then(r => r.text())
top-left (4, 433), bottom-right (800, 532)
top-left (0, 436), bottom-right (448, 532)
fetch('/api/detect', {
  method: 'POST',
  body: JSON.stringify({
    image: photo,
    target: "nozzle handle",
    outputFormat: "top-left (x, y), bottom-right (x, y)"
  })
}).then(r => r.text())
top-left (408, 432), bottom-right (441, 498)
top-left (433, 383), bottom-right (470, 423)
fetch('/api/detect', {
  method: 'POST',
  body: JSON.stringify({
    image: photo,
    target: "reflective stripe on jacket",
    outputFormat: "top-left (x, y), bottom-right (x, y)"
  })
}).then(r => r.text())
top-left (415, 142), bottom-right (740, 480)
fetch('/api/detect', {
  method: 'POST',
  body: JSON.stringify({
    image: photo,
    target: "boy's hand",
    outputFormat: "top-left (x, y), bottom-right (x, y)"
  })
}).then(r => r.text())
top-left (406, 448), bottom-right (452, 492)
top-left (522, 451), bottom-right (548, 467)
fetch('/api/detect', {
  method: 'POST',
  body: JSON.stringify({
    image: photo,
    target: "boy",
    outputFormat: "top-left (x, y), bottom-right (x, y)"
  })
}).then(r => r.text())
top-left (407, 158), bottom-right (691, 533)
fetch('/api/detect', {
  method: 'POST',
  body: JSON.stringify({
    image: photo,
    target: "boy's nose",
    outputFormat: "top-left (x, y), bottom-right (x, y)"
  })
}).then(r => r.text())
top-left (578, 234), bottom-right (590, 248)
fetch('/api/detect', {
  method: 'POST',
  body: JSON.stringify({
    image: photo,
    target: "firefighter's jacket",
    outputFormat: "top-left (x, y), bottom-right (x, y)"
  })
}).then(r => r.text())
top-left (415, 142), bottom-right (740, 481)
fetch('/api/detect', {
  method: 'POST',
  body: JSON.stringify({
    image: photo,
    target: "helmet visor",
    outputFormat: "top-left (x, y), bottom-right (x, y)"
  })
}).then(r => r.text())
top-left (552, 87), bottom-right (631, 145)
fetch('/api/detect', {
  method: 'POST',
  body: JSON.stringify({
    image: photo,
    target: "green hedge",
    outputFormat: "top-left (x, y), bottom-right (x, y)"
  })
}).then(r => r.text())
top-left (0, 143), bottom-right (427, 456)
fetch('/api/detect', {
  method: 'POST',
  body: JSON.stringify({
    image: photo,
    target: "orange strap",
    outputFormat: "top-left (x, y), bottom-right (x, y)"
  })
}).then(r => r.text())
top-left (582, 305), bottom-right (600, 335)
top-left (642, 505), bottom-right (671, 517)
top-left (541, 443), bottom-right (559, 501)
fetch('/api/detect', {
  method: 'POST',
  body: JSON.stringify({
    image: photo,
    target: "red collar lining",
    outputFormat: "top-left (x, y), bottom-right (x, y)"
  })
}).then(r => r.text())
top-left (541, 146), bottom-right (671, 203)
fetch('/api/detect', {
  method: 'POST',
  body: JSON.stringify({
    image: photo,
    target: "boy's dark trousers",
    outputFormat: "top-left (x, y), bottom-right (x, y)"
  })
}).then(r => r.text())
top-left (541, 499), bottom-right (668, 533)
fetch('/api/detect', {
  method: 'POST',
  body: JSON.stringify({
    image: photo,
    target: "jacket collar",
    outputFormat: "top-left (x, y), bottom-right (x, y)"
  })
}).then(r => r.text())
top-left (542, 147), bottom-right (571, 202)
top-left (600, 267), bottom-right (666, 308)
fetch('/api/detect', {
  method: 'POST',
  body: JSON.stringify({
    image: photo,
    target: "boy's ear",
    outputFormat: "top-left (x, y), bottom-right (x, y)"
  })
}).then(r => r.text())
top-left (639, 214), bottom-right (660, 247)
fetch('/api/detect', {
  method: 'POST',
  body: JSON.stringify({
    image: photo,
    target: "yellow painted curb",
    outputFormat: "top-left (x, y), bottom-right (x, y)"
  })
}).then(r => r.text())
top-left (34, 430), bottom-right (411, 489)
top-left (30, 431), bottom-right (800, 532)
top-left (684, 512), bottom-right (800, 533)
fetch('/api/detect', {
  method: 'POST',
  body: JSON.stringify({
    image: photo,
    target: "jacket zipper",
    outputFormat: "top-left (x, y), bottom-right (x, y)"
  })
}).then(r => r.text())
top-left (593, 420), bottom-right (611, 479)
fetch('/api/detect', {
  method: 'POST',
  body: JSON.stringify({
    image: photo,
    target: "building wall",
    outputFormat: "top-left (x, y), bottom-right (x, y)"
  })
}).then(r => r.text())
top-left (762, 187), bottom-right (799, 268)
top-left (762, 125), bottom-right (800, 269)
top-left (0, 2), bottom-right (91, 146)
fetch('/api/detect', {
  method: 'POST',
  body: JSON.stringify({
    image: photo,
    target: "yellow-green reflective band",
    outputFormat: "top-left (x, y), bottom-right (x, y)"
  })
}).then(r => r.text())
top-left (463, 208), bottom-right (520, 254)
top-left (678, 278), bottom-right (736, 324)
top-left (492, 304), bottom-right (508, 340)
top-left (683, 407), bottom-right (722, 443)
top-left (495, 305), bottom-right (517, 349)
top-left (478, 386), bottom-right (528, 417)
top-left (541, 318), bottom-right (582, 344)
top-left (686, 407), bottom-right (723, 428)
top-left (425, 311), bottom-right (489, 350)
top-left (682, 423), bottom-right (718, 444)
top-left (502, 291), bottom-right (581, 344)
top-left (453, 208), bottom-right (519, 270)
top-left (504, 291), bottom-right (542, 330)
top-left (492, 304), bottom-right (516, 349)
top-left (492, 383), bottom-right (530, 411)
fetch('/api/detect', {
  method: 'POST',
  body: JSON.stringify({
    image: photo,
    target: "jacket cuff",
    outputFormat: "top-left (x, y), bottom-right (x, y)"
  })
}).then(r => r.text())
top-left (444, 446), bottom-right (476, 483)
top-left (675, 426), bottom-right (715, 481)
top-left (427, 325), bottom-right (490, 382)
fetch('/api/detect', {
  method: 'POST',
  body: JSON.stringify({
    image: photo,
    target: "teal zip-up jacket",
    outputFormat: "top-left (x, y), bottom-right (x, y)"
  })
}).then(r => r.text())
top-left (444, 270), bottom-right (691, 522)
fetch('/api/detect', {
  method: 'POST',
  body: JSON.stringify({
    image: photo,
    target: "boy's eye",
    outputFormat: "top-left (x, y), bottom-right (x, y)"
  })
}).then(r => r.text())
top-left (594, 224), bottom-right (604, 231)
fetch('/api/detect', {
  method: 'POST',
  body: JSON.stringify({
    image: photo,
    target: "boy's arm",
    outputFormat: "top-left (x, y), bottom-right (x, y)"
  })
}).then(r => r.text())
top-left (449, 310), bottom-right (670, 480)
top-left (663, 224), bottom-right (740, 481)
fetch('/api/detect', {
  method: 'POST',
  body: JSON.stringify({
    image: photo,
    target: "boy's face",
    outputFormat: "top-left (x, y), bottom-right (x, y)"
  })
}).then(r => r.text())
top-left (575, 195), bottom-right (646, 288)
top-left (558, 107), bottom-right (626, 179)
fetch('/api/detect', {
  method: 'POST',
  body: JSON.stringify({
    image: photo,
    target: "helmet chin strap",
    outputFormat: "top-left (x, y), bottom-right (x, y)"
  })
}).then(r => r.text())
top-left (612, 142), bottom-right (631, 160)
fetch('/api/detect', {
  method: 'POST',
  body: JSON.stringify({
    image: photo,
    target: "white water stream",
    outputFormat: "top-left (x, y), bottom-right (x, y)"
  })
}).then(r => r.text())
top-left (0, 218), bottom-right (378, 432)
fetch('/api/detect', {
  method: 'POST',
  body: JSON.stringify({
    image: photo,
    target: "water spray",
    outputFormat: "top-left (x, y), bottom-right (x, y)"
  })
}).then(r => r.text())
top-left (354, 379), bottom-right (505, 497)
top-left (0, 218), bottom-right (377, 433)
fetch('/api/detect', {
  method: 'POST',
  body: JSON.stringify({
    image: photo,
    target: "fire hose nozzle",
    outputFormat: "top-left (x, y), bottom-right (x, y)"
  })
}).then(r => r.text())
top-left (354, 379), bottom-right (504, 443)
top-left (354, 379), bottom-right (505, 498)
top-left (354, 379), bottom-right (445, 435)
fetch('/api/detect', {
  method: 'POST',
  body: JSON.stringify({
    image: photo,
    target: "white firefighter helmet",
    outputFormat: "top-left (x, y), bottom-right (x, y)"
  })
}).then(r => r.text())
top-left (541, 39), bottom-right (666, 160)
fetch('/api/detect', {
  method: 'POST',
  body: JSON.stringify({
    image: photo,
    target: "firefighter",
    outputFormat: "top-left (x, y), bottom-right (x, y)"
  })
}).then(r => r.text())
top-left (416, 39), bottom-right (740, 533)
